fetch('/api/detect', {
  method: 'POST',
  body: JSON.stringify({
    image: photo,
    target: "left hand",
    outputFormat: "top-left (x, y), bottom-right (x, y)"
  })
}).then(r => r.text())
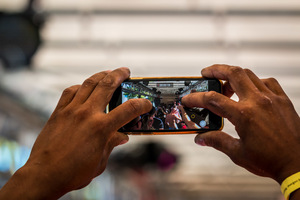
top-left (0, 67), bottom-right (152, 199)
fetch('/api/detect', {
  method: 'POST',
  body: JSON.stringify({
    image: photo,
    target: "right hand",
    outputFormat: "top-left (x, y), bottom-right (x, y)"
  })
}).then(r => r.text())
top-left (182, 64), bottom-right (300, 184)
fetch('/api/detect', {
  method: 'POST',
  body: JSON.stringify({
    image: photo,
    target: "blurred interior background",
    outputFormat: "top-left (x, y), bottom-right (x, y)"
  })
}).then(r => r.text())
top-left (1, 0), bottom-right (300, 199)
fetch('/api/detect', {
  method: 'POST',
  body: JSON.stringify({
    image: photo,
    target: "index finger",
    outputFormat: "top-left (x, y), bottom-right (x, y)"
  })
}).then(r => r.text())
top-left (202, 65), bottom-right (258, 99)
top-left (86, 67), bottom-right (131, 110)
top-left (106, 98), bottom-right (153, 132)
top-left (182, 91), bottom-right (239, 124)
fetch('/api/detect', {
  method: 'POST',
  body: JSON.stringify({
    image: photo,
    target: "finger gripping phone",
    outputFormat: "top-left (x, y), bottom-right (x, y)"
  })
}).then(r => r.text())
top-left (109, 77), bottom-right (223, 135)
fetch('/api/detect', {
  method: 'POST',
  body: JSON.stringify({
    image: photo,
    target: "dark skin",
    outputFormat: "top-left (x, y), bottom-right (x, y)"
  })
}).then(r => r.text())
top-left (182, 64), bottom-right (300, 199)
top-left (0, 65), bottom-right (299, 199)
top-left (0, 67), bottom-right (152, 199)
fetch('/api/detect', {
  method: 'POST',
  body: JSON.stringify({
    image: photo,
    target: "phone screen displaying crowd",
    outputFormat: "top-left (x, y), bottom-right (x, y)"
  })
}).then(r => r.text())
top-left (109, 78), bottom-right (223, 134)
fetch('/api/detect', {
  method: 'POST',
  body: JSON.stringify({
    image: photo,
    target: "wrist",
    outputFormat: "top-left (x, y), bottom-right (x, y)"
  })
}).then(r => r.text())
top-left (281, 172), bottom-right (300, 200)
top-left (275, 160), bottom-right (300, 184)
top-left (0, 164), bottom-right (65, 200)
top-left (274, 158), bottom-right (300, 200)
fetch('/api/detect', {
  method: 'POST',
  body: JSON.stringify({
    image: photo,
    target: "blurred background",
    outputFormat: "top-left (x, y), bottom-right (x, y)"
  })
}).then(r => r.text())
top-left (1, 0), bottom-right (300, 199)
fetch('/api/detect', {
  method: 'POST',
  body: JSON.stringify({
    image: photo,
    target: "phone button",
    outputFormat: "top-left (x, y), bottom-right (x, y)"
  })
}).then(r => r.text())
top-left (199, 120), bottom-right (206, 128)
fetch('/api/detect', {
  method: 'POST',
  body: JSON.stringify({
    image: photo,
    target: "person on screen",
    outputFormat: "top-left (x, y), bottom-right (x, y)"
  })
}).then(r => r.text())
top-left (165, 106), bottom-right (182, 130)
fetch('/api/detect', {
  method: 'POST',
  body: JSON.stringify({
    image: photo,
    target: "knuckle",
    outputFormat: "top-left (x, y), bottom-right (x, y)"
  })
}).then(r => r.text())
top-left (58, 106), bottom-right (74, 118)
top-left (203, 91), bottom-right (218, 103)
top-left (244, 68), bottom-right (254, 75)
top-left (127, 99), bottom-right (143, 114)
top-left (98, 74), bottom-right (117, 88)
top-left (83, 78), bottom-right (97, 87)
top-left (204, 90), bottom-right (218, 98)
top-left (266, 77), bottom-right (278, 84)
top-left (62, 85), bottom-right (79, 96)
top-left (228, 66), bottom-right (244, 76)
top-left (263, 77), bottom-right (278, 86)
top-left (76, 107), bottom-right (91, 119)
top-left (239, 103), bottom-right (254, 119)
top-left (256, 94), bottom-right (273, 108)
top-left (63, 106), bottom-right (93, 122)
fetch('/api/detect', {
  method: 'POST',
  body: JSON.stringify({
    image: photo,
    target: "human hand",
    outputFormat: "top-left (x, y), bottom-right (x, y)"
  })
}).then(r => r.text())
top-left (0, 68), bottom-right (152, 199)
top-left (177, 105), bottom-right (183, 110)
top-left (182, 64), bottom-right (300, 184)
top-left (177, 105), bottom-right (199, 129)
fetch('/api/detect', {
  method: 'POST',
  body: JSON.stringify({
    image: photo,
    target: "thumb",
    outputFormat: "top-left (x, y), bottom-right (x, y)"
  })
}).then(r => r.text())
top-left (195, 131), bottom-right (242, 162)
top-left (109, 132), bottom-right (129, 149)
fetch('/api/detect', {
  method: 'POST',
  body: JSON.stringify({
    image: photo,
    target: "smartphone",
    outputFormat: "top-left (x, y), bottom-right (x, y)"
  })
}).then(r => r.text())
top-left (108, 77), bottom-right (223, 135)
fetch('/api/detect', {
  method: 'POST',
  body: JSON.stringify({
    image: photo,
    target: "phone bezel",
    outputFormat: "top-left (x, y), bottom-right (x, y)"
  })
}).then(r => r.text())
top-left (108, 76), bottom-right (223, 135)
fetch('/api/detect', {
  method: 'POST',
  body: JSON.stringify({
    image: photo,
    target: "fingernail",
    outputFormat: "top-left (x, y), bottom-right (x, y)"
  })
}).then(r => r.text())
top-left (195, 137), bottom-right (206, 146)
top-left (181, 96), bottom-right (188, 106)
top-left (119, 140), bottom-right (128, 145)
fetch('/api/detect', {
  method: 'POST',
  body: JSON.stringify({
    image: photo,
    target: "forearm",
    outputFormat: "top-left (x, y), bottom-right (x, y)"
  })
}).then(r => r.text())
top-left (179, 108), bottom-right (189, 123)
top-left (179, 108), bottom-right (199, 129)
top-left (182, 115), bottom-right (196, 129)
top-left (0, 165), bottom-right (64, 200)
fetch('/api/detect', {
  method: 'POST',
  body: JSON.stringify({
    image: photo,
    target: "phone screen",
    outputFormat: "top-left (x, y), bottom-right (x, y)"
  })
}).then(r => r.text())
top-left (109, 77), bottom-right (223, 134)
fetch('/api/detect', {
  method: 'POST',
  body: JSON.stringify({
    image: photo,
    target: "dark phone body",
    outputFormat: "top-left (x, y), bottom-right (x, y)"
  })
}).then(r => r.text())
top-left (108, 77), bottom-right (223, 135)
